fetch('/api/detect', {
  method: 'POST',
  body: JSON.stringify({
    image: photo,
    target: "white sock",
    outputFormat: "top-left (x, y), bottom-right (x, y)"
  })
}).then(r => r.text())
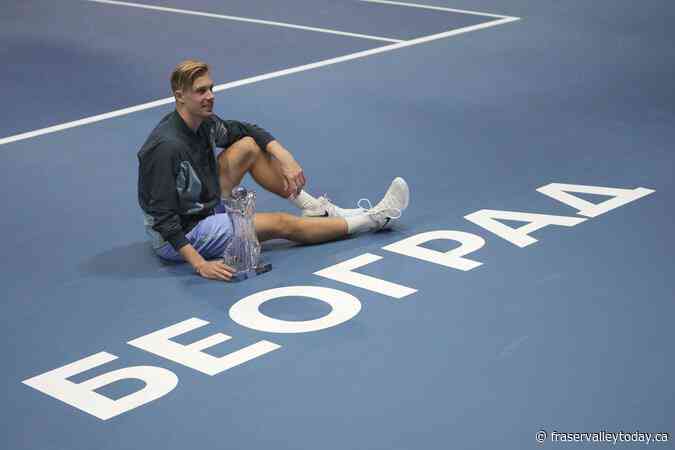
top-left (345, 213), bottom-right (377, 234)
top-left (290, 190), bottom-right (318, 210)
top-left (334, 205), bottom-right (366, 217)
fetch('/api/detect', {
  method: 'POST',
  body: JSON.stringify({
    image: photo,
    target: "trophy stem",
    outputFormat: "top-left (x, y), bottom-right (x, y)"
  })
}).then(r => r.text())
top-left (221, 186), bottom-right (272, 281)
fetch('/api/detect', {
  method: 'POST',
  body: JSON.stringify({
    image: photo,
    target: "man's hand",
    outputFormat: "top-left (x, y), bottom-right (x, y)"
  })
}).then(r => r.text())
top-left (195, 260), bottom-right (235, 281)
top-left (279, 157), bottom-right (306, 199)
top-left (179, 244), bottom-right (235, 282)
top-left (266, 141), bottom-right (306, 199)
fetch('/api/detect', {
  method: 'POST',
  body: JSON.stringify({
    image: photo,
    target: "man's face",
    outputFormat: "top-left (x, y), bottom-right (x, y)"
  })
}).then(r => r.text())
top-left (179, 73), bottom-right (215, 119)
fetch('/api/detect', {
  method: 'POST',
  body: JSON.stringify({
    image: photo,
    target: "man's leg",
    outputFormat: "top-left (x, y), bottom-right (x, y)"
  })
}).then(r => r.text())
top-left (217, 137), bottom-right (363, 215)
top-left (254, 176), bottom-right (410, 244)
top-left (254, 213), bottom-right (348, 244)
top-left (218, 137), bottom-right (287, 197)
top-left (155, 213), bottom-right (234, 261)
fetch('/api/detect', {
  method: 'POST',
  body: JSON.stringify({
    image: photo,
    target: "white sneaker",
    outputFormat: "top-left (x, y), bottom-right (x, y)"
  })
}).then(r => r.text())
top-left (301, 195), bottom-right (337, 217)
top-left (301, 195), bottom-right (365, 218)
top-left (360, 177), bottom-right (409, 230)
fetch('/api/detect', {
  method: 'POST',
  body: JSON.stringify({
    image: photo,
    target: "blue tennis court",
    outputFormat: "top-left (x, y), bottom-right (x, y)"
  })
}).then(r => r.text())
top-left (2, 1), bottom-right (673, 449)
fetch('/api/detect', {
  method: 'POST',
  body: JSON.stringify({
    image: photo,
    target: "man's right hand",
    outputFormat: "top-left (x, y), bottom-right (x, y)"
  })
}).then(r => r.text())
top-left (195, 260), bottom-right (235, 281)
top-left (179, 244), bottom-right (234, 281)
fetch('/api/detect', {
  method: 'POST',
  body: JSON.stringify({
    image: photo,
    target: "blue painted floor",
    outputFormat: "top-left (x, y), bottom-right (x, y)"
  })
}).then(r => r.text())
top-left (2, 1), bottom-right (673, 449)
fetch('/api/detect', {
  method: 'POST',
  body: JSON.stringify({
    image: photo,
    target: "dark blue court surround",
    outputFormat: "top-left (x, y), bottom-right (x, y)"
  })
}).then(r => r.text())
top-left (2, 1), bottom-right (673, 449)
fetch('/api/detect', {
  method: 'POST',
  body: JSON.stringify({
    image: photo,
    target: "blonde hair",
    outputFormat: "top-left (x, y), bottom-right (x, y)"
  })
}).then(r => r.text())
top-left (170, 59), bottom-right (210, 94)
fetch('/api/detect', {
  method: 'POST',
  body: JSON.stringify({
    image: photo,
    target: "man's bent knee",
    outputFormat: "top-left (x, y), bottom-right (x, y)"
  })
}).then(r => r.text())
top-left (219, 137), bottom-right (261, 165)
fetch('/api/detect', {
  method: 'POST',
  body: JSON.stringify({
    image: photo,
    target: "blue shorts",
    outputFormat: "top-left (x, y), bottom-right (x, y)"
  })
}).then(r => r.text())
top-left (154, 211), bottom-right (234, 262)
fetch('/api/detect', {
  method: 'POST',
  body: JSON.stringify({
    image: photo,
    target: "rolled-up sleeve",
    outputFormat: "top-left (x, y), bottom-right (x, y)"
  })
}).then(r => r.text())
top-left (211, 115), bottom-right (275, 151)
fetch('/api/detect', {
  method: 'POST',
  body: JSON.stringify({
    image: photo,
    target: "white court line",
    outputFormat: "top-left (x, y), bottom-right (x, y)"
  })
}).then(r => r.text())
top-left (85, 0), bottom-right (402, 43)
top-left (0, 13), bottom-right (519, 146)
top-left (358, 0), bottom-right (514, 19)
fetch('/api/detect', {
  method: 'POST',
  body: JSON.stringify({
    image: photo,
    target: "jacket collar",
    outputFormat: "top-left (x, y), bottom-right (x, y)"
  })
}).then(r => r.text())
top-left (172, 110), bottom-right (203, 138)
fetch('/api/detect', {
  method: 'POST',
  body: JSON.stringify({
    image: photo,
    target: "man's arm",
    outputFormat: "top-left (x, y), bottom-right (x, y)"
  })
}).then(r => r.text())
top-left (138, 141), bottom-right (190, 249)
top-left (139, 141), bottom-right (234, 281)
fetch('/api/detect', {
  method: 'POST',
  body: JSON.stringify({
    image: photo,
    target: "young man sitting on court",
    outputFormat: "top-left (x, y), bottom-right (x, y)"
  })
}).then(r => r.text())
top-left (137, 60), bottom-right (409, 281)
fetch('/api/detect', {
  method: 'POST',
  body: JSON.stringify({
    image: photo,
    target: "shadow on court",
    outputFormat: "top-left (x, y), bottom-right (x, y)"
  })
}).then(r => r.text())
top-left (79, 241), bottom-right (182, 279)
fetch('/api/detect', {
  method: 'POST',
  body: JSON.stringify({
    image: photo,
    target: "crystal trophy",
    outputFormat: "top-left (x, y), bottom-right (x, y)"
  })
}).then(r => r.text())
top-left (221, 186), bottom-right (272, 281)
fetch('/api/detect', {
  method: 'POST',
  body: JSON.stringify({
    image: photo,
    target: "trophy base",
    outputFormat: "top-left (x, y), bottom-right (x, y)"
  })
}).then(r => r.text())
top-left (230, 261), bottom-right (273, 282)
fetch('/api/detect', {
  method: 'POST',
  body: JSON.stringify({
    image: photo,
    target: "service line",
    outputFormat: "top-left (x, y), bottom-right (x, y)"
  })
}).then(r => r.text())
top-left (86, 0), bottom-right (402, 43)
top-left (358, 0), bottom-right (516, 19)
top-left (0, 4), bottom-right (519, 146)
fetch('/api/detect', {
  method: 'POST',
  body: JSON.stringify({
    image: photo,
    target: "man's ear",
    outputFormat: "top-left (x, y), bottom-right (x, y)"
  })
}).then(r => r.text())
top-left (174, 90), bottom-right (184, 104)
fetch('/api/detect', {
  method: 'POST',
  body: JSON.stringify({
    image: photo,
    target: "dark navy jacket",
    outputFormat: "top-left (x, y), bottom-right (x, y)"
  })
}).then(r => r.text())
top-left (137, 110), bottom-right (275, 251)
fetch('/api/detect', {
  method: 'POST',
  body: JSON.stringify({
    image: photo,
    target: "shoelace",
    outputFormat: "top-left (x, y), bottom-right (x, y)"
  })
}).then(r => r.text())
top-left (357, 198), bottom-right (402, 219)
top-left (317, 194), bottom-right (335, 212)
